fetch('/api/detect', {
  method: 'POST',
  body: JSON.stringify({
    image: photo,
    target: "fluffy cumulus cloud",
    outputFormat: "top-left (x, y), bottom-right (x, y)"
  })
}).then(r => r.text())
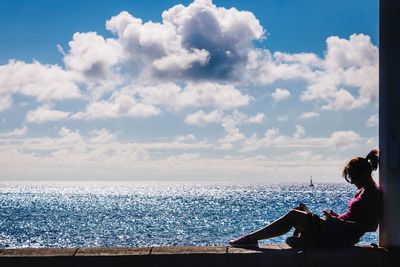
top-left (26, 106), bottom-right (70, 124)
top-left (328, 130), bottom-right (361, 150)
top-left (300, 34), bottom-right (378, 110)
top-left (271, 88), bottom-right (291, 102)
top-left (277, 115), bottom-right (289, 122)
top-left (133, 82), bottom-right (249, 110)
top-left (89, 128), bottom-right (117, 144)
top-left (294, 125), bottom-right (305, 139)
top-left (0, 0), bottom-right (379, 181)
top-left (72, 81), bottom-right (250, 120)
top-left (105, 0), bottom-right (264, 81)
top-left (178, 83), bottom-right (250, 109)
top-left (367, 114), bottom-right (378, 127)
top-left (240, 127), bottom-right (363, 152)
top-left (185, 110), bottom-right (223, 125)
top-left (249, 113), bottom-right (265, 124)
top-left (274, 150), bottom-right (323, 161)
top-left (0, 126), bottom-right (211, 164)
top-left (245, 34), bottom-right (378, 111)
top-left (64, 32), bottom-right (123, 79)
top-left (0, 60), bottom-right (81, 104)
top-left (298, 112), bottom-right (320, 120)
top-left (160, 82), bottom-right (250, 110)
top-left (0, 94), bottom-right (12, 112)
top-left (0, 125), bottom-right (27, 138)
top-left (216, 110), bottom-right (267, 149)
top-left (0, 0), bottom-right (378, 118)
top-left (72, 92), bottom-right (160, 120)
top-left (0, 0), bottom-right (263, 117)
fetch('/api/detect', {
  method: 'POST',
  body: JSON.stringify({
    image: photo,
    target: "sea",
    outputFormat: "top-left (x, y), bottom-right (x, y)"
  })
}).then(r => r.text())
top-left (0, 181), bottom-right (378, 248)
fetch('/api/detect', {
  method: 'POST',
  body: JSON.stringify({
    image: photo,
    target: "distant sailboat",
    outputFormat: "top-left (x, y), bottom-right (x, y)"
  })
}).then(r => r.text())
top-left (309, 176), bottom-right (314, 187)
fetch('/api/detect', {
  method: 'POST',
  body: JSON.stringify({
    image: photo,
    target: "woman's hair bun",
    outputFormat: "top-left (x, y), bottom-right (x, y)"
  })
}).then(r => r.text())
top-left (366, 148), bottom-right (379, 171)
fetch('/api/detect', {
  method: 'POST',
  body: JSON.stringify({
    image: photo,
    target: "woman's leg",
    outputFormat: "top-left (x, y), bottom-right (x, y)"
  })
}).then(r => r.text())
top-left (246, 209), bottom-right (315, 241)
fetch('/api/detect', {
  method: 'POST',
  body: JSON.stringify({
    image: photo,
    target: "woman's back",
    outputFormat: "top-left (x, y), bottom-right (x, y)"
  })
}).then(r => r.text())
top-left (338, 184), bottom-right (382, 232)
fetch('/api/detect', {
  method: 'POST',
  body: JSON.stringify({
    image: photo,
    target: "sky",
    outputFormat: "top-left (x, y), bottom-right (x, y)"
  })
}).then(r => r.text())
top-left (0, 0), bottom-right (379, 182)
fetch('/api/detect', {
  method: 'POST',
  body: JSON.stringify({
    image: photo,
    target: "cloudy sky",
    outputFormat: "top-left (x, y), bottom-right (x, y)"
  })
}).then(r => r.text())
top-left (0, 0), bottom-right (378, 182)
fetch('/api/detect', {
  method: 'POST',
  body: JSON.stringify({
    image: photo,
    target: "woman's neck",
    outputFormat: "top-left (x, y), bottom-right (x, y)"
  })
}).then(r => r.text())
top-left (363, 179), bottom-right (376, 190)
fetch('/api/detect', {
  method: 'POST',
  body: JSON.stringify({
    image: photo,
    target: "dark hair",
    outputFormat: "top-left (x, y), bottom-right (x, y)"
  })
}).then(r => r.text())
top-left (342, 149), bottom-right (379, 184)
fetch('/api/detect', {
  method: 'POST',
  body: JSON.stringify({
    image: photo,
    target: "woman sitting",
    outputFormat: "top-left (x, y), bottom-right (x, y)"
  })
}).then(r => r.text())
top-left (229, 149), bottom-right (382, 248)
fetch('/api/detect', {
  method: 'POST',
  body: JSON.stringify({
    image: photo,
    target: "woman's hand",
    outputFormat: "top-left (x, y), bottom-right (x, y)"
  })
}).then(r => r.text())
top-left (322, 210), bottom-right (338, 219)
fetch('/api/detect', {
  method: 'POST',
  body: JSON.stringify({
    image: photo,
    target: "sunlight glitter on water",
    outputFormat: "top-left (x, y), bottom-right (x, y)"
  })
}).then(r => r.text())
top-left (0, 182), bottom-right (377, 248)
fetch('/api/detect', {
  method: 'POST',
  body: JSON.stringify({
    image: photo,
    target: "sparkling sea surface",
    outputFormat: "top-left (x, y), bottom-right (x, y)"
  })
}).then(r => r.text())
top-left (0, 182), bottom-right (378, 248)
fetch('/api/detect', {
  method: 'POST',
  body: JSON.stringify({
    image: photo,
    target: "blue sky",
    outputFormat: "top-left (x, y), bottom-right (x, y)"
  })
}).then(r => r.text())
top-left (0, 0), bottom-right (379, 182)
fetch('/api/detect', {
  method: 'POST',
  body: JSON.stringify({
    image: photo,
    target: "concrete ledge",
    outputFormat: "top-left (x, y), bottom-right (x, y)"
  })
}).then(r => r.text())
top-left (0, 247), bottom-right (76, 257)
top-left (228, 245), bottom-right (304, 267)
top-left (75, 246), bottom-right (152, 256)
top-left (0, 245), bottom-right (397, 267)
top-left (151, 246), bottom-right (226, 255)
top-left (305, 246), bottom-right (383, 267)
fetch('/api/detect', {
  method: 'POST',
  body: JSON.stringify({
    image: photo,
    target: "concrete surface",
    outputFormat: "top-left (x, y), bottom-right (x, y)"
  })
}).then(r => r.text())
top-left (0, 245), bottom-right (397, 267)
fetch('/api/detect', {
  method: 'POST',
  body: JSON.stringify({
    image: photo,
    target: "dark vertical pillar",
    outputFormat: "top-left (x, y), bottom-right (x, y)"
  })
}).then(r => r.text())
top-left (379, 0), bottom-right (400, 247)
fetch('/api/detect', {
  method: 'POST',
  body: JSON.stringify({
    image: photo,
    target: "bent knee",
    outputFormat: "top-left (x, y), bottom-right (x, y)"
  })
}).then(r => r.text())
top-left (288, 209), bottom-right (308, 219)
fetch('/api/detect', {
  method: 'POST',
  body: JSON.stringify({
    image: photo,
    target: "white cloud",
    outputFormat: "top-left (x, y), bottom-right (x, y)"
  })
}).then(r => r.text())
top-left (366, 137), bottom-right (377, 148)
top-left (0, 124), bottom-right (365, 182)
top-left (0, 1), bottom-right (380, 182)
top-left (72, 93), bottom-right (160, 120)
top-left (26, 106), bottom-right (70, 124)
top-left (241, 127), bottom-right (284, 152)
top-left (271, 88), bottom-right (291, 102)
top-left (294, 125), bottom-right (305, 139)
top-left (367, 114), bottom-right (378, 127)
top-left (166, 153), bottom-right (200, 162)
top-left (277, 115), bottom-right (289, 122)
top-left (241, 127), bottom-right (362, 152)
top-left (0, 60), bottom-right (81, 102)
top-left (217, 111), bottom-right (248, 148)
top-left (249, 113), bottom-right (265, 124)
top-left (217, 110), bottom-right (268, 149)
top-left (64, 32), bottom-right (123, 79)
top-left (0, 1), bottom-right (378, 122)
top-left (300, 34), bottom-right (378, 110)
top-left (0, 125), bottom-right (27, 138)
top-left (325, 34), bottom-right (377, 69)
top-left (175, 83), bottom-right (250, 110)
top-left (128, 82), bottom-right (250, 112)
top-left (298, 112), bottom-right (320, 120)
top-left (245, 49), bottom-right (318, 85)
top-left (104, 0), bottom-right (264, 81)
top-left (246, 34), bottom-right (377, 111)
top-left (175, 134), bottom-right (195, 142)
top-left (1, 127), bottom-right (211, 165)
top-left (152, 48), bottom-right (209, 72)
top-left (274, 150), bottom-right (323, 161)
top-left (273, 52), bottom-right (323, 67)
top-left (0, 94), bottom-right (12, 112)
top-left (89, 128), bottom-right (117, 144)
top-left (184, 110), bottom-right (223, 125)
top-left (328, 130), bottom-right (361, 150)
top-left (218, 121), bottom-right (245, 145)
top-left (73, 81), bottom-right (250, 120)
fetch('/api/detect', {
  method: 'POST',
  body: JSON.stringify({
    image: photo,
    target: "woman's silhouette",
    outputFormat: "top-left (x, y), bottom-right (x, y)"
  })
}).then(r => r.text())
top-left (229, 149), bottom-right (382, 248)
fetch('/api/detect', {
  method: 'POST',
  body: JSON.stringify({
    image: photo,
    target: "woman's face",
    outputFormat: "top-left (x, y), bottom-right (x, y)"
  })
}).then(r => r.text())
top-left (350, 177), bottom-right (363, 189)
top-left (348, 168), bottom-right (369, 189)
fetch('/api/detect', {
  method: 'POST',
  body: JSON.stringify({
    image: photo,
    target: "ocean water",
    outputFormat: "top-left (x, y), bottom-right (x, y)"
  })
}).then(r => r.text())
top-left (0, 182), bottom-right (378, 248)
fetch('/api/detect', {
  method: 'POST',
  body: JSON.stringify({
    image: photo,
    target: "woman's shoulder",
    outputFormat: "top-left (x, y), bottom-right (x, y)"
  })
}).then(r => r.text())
top-left (362, 184), bottom-right (382, 201)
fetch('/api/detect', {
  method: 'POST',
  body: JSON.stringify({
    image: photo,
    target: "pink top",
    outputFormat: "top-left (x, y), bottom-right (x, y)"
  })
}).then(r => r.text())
top-left (338, 184), bottom-right (382, 231)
